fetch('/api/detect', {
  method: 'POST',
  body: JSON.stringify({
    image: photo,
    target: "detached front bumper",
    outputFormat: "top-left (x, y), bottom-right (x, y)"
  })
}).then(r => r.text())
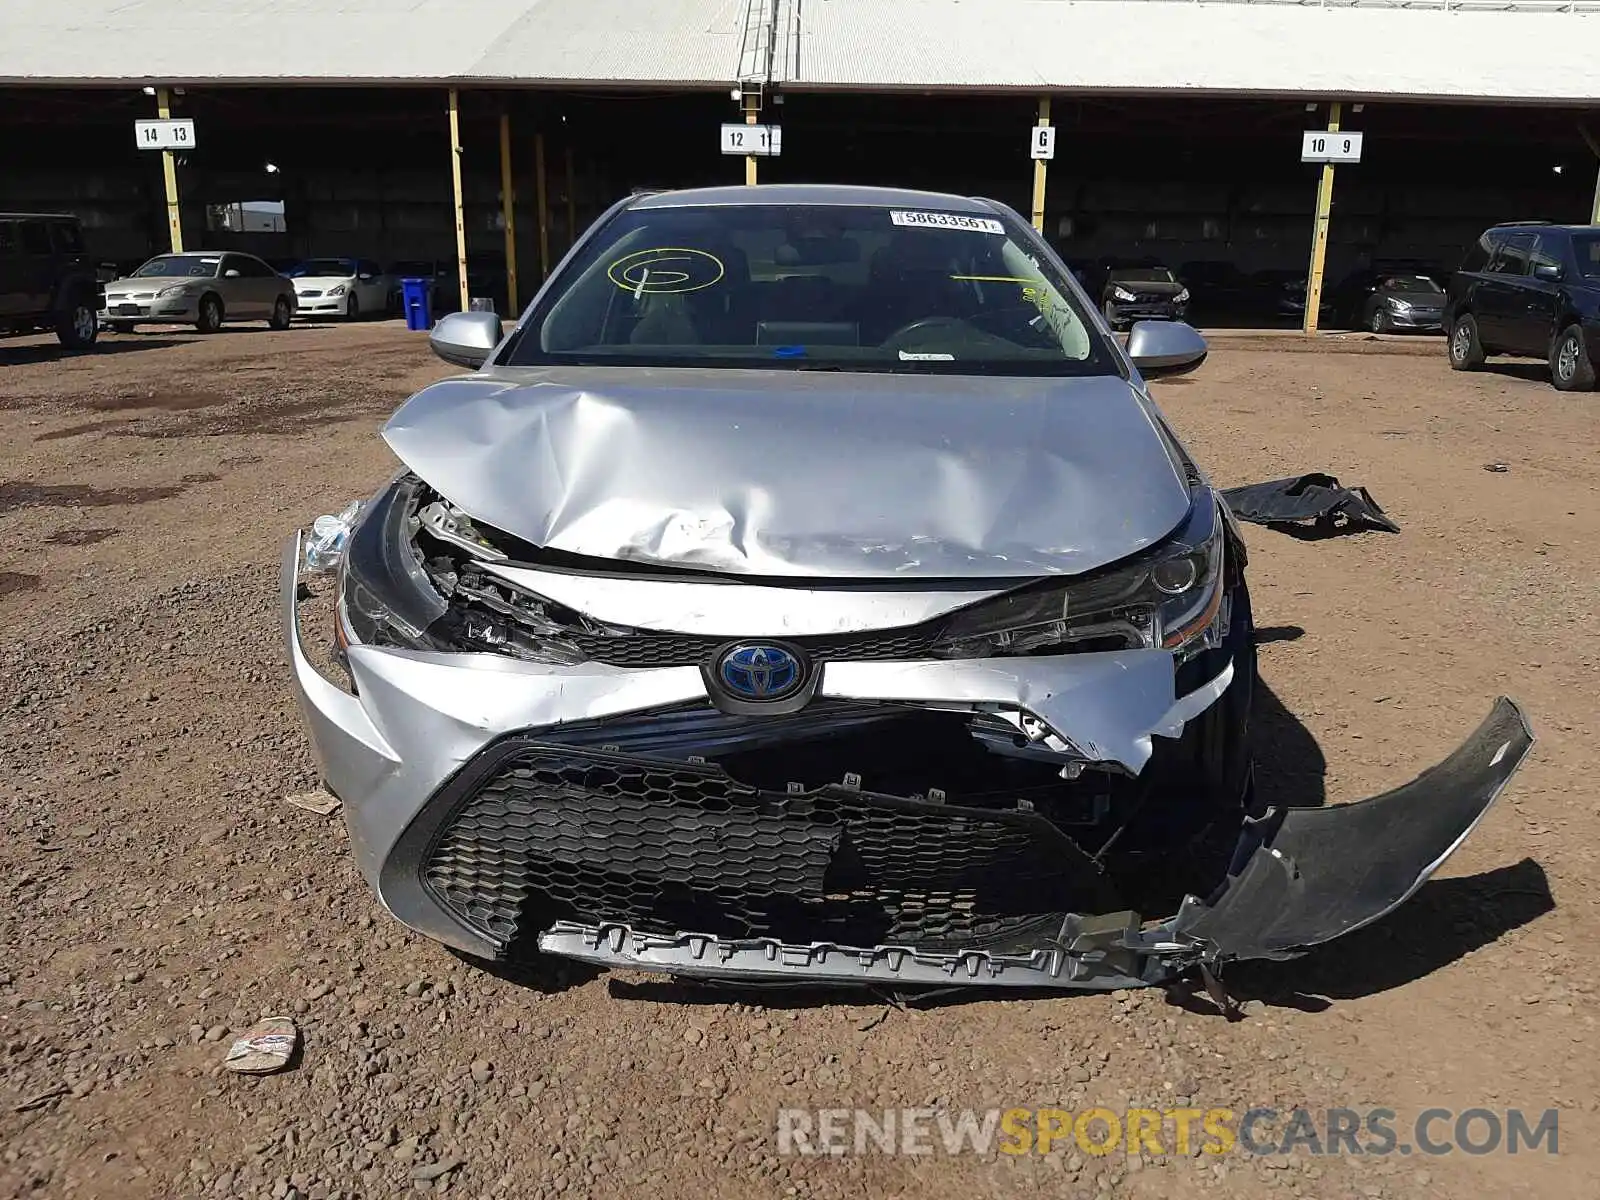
top-left (283, 534), bottom-right (1532, 989)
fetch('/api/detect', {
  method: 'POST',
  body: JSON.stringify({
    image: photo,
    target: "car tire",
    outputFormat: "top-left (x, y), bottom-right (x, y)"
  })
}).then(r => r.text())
top-left (345, 294), bottom-right (360, 322)
top-left (1368, 306), bottom-right (1390, 335)
top-left (269, 296), bottom-right (293, 331)
top-left (1550, 324), bottom-right (1597, 392)
top-left (55, 296), bottom-right (99, 350)
top-left (1448, 313), bottom-right (1485, 371)
top-left (196, 294), bottom-right (224, 334)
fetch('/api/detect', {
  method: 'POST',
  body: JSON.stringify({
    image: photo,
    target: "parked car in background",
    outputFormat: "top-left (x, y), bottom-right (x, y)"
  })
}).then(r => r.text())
top-left (1100, 263), bottom-right (1189, 330)
top-left (1178, 260), bottom-right (1249, 319)
top-left (287, 257), bottom-right (394, 320)
top-left (1446, 222), bottom-right (1600, 390)
top-left (1332, 271), bottom-right (1446, 333)
top-left (101, 250), bottom-right (297, 333)
top-left (0, 212), bottom-right (99, 349)
top-left (390, 259), bottom-right (454, 313)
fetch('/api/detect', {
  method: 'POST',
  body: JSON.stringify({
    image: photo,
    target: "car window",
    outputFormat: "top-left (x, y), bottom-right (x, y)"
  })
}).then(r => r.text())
top-left (132, 254), bottom-right (221, 278)
top-left (49, 222), bottom-right (85, 254)
top-left (240, 256), bottom-right (277, 278)
top-left (291, 258), bottom-right (356, 278)
top-left (359, 259), bottom-right (383, 277)
top-left (1486, 234), bottom-right (1533, 276)
top-left (1572, 233), bottom-right (1600, 278)
top-left (19, 221), bottom-right (51, 255)
top-left (507, 203), bottom-right (1111, 377)
top-left (1528, 233), bottom-right (1565, 278)
top-left (1378, 275), bottom-right (1442, 294)
top-left (1461, 232), bottom-right (1498, 273)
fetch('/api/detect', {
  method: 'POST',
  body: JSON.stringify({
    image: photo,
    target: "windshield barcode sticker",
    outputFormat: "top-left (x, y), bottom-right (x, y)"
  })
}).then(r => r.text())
top-left (889, 211), bottom-right (1005, 235)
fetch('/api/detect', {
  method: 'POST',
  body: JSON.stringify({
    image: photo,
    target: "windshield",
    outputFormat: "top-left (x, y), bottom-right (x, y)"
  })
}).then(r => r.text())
top-left (1379, 275), bottom-right (1442, 294)
top-left (1109, 268), bottom-right (1176, 284)
top-left (290, 258), bottom-right (356, 278)
top-left (503, 203), bottom-right (1111, 375)
top-left (132, 255), bottom-right (220, 279)
top-left (1573, 234), bottom-right (1600, 278)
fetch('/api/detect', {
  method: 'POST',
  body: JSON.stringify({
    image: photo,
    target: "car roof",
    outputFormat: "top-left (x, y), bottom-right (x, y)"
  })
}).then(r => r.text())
top-left (628, 183), bottom-right (999, 215)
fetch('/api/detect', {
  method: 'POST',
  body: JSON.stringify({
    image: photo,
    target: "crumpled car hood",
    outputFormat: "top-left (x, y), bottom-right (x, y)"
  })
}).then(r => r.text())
top-left (382, 365), bottom-right (1192, 580)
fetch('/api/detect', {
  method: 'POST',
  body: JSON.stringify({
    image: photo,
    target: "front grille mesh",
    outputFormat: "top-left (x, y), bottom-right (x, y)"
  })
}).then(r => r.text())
top-left (422, 744), bottom-right (1113, 953)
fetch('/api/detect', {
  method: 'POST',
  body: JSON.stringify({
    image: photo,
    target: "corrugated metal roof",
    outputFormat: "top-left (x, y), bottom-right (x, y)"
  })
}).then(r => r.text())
top-left (789, 0), bottom-right (1600, 102)
top-left (2, 0), bottom-right (1597, 101)
top-left (0, 0), bottom-right (739, 86)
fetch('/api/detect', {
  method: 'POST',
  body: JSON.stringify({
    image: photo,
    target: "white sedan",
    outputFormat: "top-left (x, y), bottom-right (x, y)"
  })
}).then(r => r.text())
top-left (287, 257), bottom-right (394, 320)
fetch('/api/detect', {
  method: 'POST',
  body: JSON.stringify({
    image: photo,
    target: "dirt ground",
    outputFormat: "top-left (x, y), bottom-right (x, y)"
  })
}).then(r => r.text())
top-left (1, 320), bottom-right (1596, 1200)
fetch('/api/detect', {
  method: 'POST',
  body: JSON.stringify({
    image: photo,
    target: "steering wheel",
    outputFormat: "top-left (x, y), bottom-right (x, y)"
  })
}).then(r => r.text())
top-left (885, 315), bottom-right (968, 344)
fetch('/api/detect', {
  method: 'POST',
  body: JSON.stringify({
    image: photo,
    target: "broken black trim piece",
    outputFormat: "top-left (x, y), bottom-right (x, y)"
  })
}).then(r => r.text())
top-left (1221, 473), bottom-right (1400, 536)
top-left (1176, 696), bottom-right (1533, 963)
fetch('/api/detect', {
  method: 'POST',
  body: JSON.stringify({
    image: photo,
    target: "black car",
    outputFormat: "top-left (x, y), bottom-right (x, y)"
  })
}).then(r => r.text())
top-left (1446, 222), bottom-right (1600, 390)
top-left (0, 213), bottom-right (100, 349)
top-left (1100, 263), bottom-right (1189, 330)
top-left (1334, 271), bottom-right (1446, 333)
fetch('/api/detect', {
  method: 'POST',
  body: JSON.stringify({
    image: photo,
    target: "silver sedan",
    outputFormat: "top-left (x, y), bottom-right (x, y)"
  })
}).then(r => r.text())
top-left (101, 251), bottom-right (296, 333)
top-left (284, 184), bottom-right (1531, 994)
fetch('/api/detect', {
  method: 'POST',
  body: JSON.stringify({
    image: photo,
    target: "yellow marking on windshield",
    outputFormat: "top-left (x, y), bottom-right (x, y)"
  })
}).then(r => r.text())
top-left (607, 248), bottom-right (725, 295)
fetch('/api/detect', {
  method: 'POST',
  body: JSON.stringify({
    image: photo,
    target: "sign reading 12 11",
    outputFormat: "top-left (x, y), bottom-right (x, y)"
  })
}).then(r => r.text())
top-left (720, 124), bottom-right (782, 156)
top-left (134, 118), bottom-right (197, 151)
top-left (1300, 130), bottom-right (1362, 164)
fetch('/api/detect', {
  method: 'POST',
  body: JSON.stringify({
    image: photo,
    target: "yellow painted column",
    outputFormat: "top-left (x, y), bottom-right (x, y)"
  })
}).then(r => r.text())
top-left (1303, 101), bottom-right (1342, 336)
top-left (156, 88), bottom-right (184, 252)
top-left (448, 89), bottom-right (469, 313)
top-left (535, 132), bottom-right (551, 279)
top-left (1031, 95), bottom-right (1051, 234)
top-left (499, 113), bottom-right (519, 313)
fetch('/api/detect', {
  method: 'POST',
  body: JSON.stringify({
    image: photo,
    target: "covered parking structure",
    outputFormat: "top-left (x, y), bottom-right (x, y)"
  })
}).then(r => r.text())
top-left (5, 0), bottom-right (1600, 327)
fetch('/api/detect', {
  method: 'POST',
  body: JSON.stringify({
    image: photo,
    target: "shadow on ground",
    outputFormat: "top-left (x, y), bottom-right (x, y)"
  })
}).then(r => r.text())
top-left (0, 338), bottom-right (191, 365)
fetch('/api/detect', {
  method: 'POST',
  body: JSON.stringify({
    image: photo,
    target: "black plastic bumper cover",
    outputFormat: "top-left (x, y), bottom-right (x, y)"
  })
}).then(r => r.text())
top-left (1176, 696), bottom-right (1534, 963)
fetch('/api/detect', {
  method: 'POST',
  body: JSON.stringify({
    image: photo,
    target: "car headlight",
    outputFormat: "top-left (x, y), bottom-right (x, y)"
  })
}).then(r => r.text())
top-left (327, 284), bottom-right (348, 297)
top-left (156, 283), bottom-right (199, 298)
top-left (1389, 298), bottom-right (1412, 311)
top-left (1175, 288), bottom-right (1190, 304)
top-left (1112, 286), bottom-right (1138, 303)
top-left (337, 475), bottom-right (447, 651)
top-left (932, 495), bottom-right (1226, 659)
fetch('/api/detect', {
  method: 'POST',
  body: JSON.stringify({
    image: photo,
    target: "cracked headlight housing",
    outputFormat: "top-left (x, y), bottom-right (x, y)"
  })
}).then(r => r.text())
top-left (933, 495), bottom-right (1226, 659)
top-left (337, 475), bottom-right (446, 651)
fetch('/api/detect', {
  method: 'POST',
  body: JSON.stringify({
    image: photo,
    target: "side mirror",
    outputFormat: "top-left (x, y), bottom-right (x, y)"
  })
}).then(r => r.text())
top-left (429, 310), bottom-right (502, 369)
top-left (1126, 320), bottom-right (1207, 378)
top-left (224, 269), bottom-right (241, 278)
top-left (1533, 263), bottom-right (1562, 282)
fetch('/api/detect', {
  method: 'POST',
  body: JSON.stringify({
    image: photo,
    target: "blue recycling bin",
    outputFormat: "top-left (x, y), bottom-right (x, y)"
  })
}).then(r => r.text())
top-left (401, 277), bottom-right (433, 331)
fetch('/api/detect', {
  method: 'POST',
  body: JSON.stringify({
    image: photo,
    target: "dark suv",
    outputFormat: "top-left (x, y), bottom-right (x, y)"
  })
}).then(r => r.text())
top-left (1445, 222), bottom-right (1600, 390)
top-left (0, 213), bottom-right (99, 349)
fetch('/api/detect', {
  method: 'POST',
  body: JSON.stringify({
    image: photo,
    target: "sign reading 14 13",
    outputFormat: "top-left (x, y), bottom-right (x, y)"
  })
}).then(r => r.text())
top-left (720, 124), bottom-right (782, 157)
top-left (135, 118), bottom-right (197, 151)
top-left (1301, 130), bottom-right (1362, 164)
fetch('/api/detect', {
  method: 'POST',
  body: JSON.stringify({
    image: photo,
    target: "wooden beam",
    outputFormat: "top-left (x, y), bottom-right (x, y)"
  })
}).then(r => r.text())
top-left (499, 112), bottom-right (518, 312)
top-left (1303, 101), bottom-right (1342, 337)
top-left (1030, 95), bottom-right (1051, 235)
top-left (156, 88), bottom-right (183, 253)
top-left (535, 131), bottom-right (550, 279)
top-left (448, 89), bottom-right (468, 313)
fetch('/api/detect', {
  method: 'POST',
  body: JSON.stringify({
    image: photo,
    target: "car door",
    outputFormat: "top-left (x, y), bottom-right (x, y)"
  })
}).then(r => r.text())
top-left (16, 219), bottom-right (55, 314)
top-left (1475, 233), bottom-right (1534, 352)
top-left (245, 255), bottom-right (285, 315)
top-left (356, 259), bottom-right (387, 309)
top-left (0, 221), bottom-right (25, 318)
top-left (1520, 232), bottom-right (1568, 355)
top-left (217, 254), bottom-right (257, 318)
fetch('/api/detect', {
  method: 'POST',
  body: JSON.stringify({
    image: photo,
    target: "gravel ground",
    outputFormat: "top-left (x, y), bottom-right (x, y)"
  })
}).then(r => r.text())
top-left (1, 321), bottom-right (1596, 1199)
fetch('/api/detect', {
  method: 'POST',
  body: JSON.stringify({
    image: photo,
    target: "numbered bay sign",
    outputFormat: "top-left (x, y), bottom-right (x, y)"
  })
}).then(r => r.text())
top-left (720, 124), bottom-right (783, 156)
top-left (1031, 125), bottom-right (1057, 161)
top-left (134, 119), bottom-right (197, 151)
top-left (1300, 130), bottom-right (1363, 164)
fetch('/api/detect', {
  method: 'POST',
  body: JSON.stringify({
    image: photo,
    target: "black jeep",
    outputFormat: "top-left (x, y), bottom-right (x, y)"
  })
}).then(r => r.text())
top-left (1445, 222), bottom-right (1600, 391)
top-left (0, 213), bottom-right (100, 350)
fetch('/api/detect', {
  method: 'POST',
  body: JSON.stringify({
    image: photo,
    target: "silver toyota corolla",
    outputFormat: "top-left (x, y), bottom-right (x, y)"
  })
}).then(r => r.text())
top-left (284, 185), bottom-right (1531, 992)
